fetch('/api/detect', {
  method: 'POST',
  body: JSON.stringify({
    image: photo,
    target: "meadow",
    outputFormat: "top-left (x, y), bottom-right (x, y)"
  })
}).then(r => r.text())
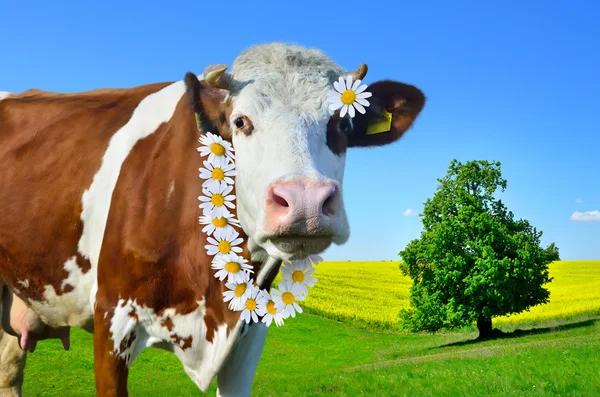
top-left (22, 260), bottom-right (600, 396)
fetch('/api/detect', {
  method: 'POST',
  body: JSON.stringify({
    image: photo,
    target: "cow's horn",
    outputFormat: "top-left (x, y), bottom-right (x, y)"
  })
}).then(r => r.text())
top-left (349, 63), bottom-right (368, 81)
top-left (204, 64), bottom-right (233, 89)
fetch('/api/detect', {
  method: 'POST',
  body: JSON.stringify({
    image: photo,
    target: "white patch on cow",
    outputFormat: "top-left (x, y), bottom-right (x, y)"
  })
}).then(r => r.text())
top-left (227, 44), bottom-right (351, 260)
top-left (109, 298), bottom-right (245, 392)
top-left (76, 81), bottom-right (186, 310)
top-left (16, 280), bottom-right (29, 289)
top-left (109, 299), bottom-right (139, 365)
top-left (0, 92), bottom-right (11, 100)
top-left (27, 256), bottom-right (94, 329)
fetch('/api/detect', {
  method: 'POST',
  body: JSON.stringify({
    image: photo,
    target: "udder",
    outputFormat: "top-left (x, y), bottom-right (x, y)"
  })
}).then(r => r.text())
top-left (1, 288), bottom-right (70, 353)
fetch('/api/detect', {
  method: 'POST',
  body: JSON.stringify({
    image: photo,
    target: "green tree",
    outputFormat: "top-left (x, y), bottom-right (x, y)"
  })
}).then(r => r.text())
top-left (399, 159), bottom-right (560, 338)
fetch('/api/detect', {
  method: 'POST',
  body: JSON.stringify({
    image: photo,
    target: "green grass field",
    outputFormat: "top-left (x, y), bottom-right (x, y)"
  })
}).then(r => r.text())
top-left (22, 260), bottom-right (600, 396)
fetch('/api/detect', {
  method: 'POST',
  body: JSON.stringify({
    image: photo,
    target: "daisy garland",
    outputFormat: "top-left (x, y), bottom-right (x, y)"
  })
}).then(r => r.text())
top-left (197, 131), bottom-right (324, 328)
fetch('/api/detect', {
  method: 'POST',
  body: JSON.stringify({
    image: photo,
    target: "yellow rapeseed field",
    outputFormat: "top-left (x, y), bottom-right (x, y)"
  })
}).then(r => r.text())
top-left (296, 260), bottom-right (600, 330)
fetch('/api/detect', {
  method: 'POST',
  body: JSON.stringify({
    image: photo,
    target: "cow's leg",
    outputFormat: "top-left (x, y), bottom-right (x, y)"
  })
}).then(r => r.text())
top-left (216, 322), bottom-right (268, 397)
top-left (0, 281), bottom-right (26, 397)
top-left (93, 303), bottom-right (130, 397)
top-left (0, 328), bottom-right (26, 397)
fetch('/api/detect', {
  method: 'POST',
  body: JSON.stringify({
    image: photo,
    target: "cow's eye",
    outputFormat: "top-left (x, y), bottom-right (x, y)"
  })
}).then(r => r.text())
top-left (231, 114), bottom-right (254, 135)
top-left (339, 118), bottom-right (352, 135)
top-left (234, 117), bottom-right (245, 129)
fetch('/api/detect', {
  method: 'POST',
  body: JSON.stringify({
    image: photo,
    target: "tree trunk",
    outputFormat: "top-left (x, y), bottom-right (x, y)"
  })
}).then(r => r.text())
top-left (477, 316), bottom-right (493, 339)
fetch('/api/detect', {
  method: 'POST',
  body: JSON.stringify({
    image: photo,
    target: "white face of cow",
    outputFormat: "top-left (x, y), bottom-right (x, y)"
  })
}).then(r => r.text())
top-left (229, 48), bottom-right (350, 262)
top-left (186, 43), bottom-right (426, 262)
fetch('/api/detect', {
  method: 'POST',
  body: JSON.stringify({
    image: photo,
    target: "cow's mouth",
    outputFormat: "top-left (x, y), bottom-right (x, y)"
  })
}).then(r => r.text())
top-left (269, 235), bottom-right (333, 260)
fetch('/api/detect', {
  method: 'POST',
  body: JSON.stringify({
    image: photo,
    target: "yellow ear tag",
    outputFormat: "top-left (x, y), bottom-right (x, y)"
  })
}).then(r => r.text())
top-left (366, 109), bottom-right (393, 135)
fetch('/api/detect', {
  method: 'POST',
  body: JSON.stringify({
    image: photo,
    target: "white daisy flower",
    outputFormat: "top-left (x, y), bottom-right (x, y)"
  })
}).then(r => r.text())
top-left (281, 261), bottom-right (317, 296)
top-left (240, 286), bottom-right (266, 324)
top-left (205, 228), bottom-right (244, 257)
top-left (271, 281), bottom-right (305, 318)
top-left (211, 253), bottom-right (253, 284)
top-left (198, 183), bottom-right (236, 217)
top-left (328, 75), bottom-right (372, 118)
top-left (290, 255), bottom-right (324, 270)
top-left (199, 160), bottom-right (236, 191)
top-left (257, 290), bottom-right (285, 327)
top-left (199, 211), bottom-right (240, 236)
top-left (223, 279), bottom-right (254, 311)
top-left (197, 132), bottom-right (235, 167)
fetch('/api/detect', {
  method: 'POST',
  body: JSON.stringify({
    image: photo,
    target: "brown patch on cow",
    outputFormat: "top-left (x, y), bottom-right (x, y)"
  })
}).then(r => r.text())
top-left (62, 284), bottom-right (74, 293)
top-left (94, 90), bottom-right (266, 354)
top-left (184, 72), bottom-right (233, 140)
top-left (94, 306), bottom-right (130, 395)
top-left (0, 81), bottom-right (172, 305)
top-left (128, 308), bottom-right (139, 323)
top-left (94, 88), bottom-right (278, 348)
top-left (170, 334), bottom-right (193, 350)
top-left (326, 113), bottom-right (350, 156)
top-left (75, 253), bottom-right (91, 273)
top-left (160, 317), bottom-right (174, 332)
top-left (119, 332), bottom-right (136, 355)
top-left (203, 311), bottom-right (219, 343)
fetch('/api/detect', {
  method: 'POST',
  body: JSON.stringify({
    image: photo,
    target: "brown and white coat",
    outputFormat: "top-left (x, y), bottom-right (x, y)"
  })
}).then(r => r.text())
top-left (0, 43), bottom-right (425, 396)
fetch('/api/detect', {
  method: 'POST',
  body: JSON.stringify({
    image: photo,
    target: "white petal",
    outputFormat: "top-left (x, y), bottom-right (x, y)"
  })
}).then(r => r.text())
top-left (340, 105), bottom-right (348, 118)
top-left (355, 84), bottom-right (368, 94)
top-left (333, 79), bottom-right (345, 94)
top-left (348, 103), bottom-right (355, 118)
top-left (353, 102), bottom-right (366, 114)
top-left (214, 269), bottom-right (227, 281)
top-left (356, 91), bottom-right (372, 99)
top-left (352, 79), bottom-right (361, 91)
top-left (355, 97), bottom-right (370, 107)
top-left (345, 75), bottom-right (353, 91)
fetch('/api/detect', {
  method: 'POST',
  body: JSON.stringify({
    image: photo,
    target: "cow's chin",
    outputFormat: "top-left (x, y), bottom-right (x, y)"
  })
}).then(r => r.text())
top-left (262, 236), bottom-right (333, 261)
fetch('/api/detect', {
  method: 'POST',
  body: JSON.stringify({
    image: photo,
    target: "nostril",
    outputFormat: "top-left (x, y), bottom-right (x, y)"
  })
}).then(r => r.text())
top-left (321, 186), bottom-right (339, 217)
top-left (271, 187), bottom-right (290, 208)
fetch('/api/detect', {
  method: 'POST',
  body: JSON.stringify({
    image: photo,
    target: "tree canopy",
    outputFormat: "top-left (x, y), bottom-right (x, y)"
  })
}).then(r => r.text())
top-left (399, 159), bottom-right (560, 338)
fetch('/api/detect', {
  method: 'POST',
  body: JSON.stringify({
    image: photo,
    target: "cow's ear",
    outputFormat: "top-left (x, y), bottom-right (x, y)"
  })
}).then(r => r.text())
top-left (184, 72), bottom-right (232, 140)
top-left (348, 80), bottom-right (425, 148)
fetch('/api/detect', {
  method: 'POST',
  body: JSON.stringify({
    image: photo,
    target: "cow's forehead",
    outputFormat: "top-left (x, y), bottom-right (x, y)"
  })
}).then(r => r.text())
top-left (228, 43), bottom-right (347, 118)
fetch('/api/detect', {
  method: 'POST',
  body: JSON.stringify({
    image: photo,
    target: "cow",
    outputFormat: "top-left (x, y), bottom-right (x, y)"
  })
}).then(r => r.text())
top-left (0, 42), bottom-right (425, 396)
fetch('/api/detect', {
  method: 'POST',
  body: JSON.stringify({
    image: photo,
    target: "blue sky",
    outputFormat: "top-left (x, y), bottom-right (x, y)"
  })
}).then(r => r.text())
top-left (1, 0), bottom-right (598, 260)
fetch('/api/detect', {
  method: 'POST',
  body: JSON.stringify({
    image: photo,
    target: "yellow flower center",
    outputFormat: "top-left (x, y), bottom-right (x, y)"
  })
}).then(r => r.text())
top-left (234, 283), bottom-right (246, 297)
top-left (210, 143), bottom-right (225, 156)
top-left (211, 168), bottom-right (225, 181)
top-left (245, 298), bottom-right (257, 311)
top-left (292, 270), bottom-right (305, 283)
top-left (225, 261), bottom-right (240, 273)
top-left (211, 193), bottom-right (224, 207)
top-left (282, 292), bottom-right (295, 305)
top-left (341, 90), bottom-right (356, 105)
top-left (266, 300), bottom-right (277, 315)
top-left (212, 217), bottom-right (228, 228)
top-left (218, 241), bottom-right (232, 254)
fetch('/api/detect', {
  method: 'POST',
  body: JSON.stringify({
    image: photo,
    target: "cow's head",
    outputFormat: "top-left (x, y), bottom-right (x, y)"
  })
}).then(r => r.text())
top-left (185, 43), bottom-right (425, 262)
